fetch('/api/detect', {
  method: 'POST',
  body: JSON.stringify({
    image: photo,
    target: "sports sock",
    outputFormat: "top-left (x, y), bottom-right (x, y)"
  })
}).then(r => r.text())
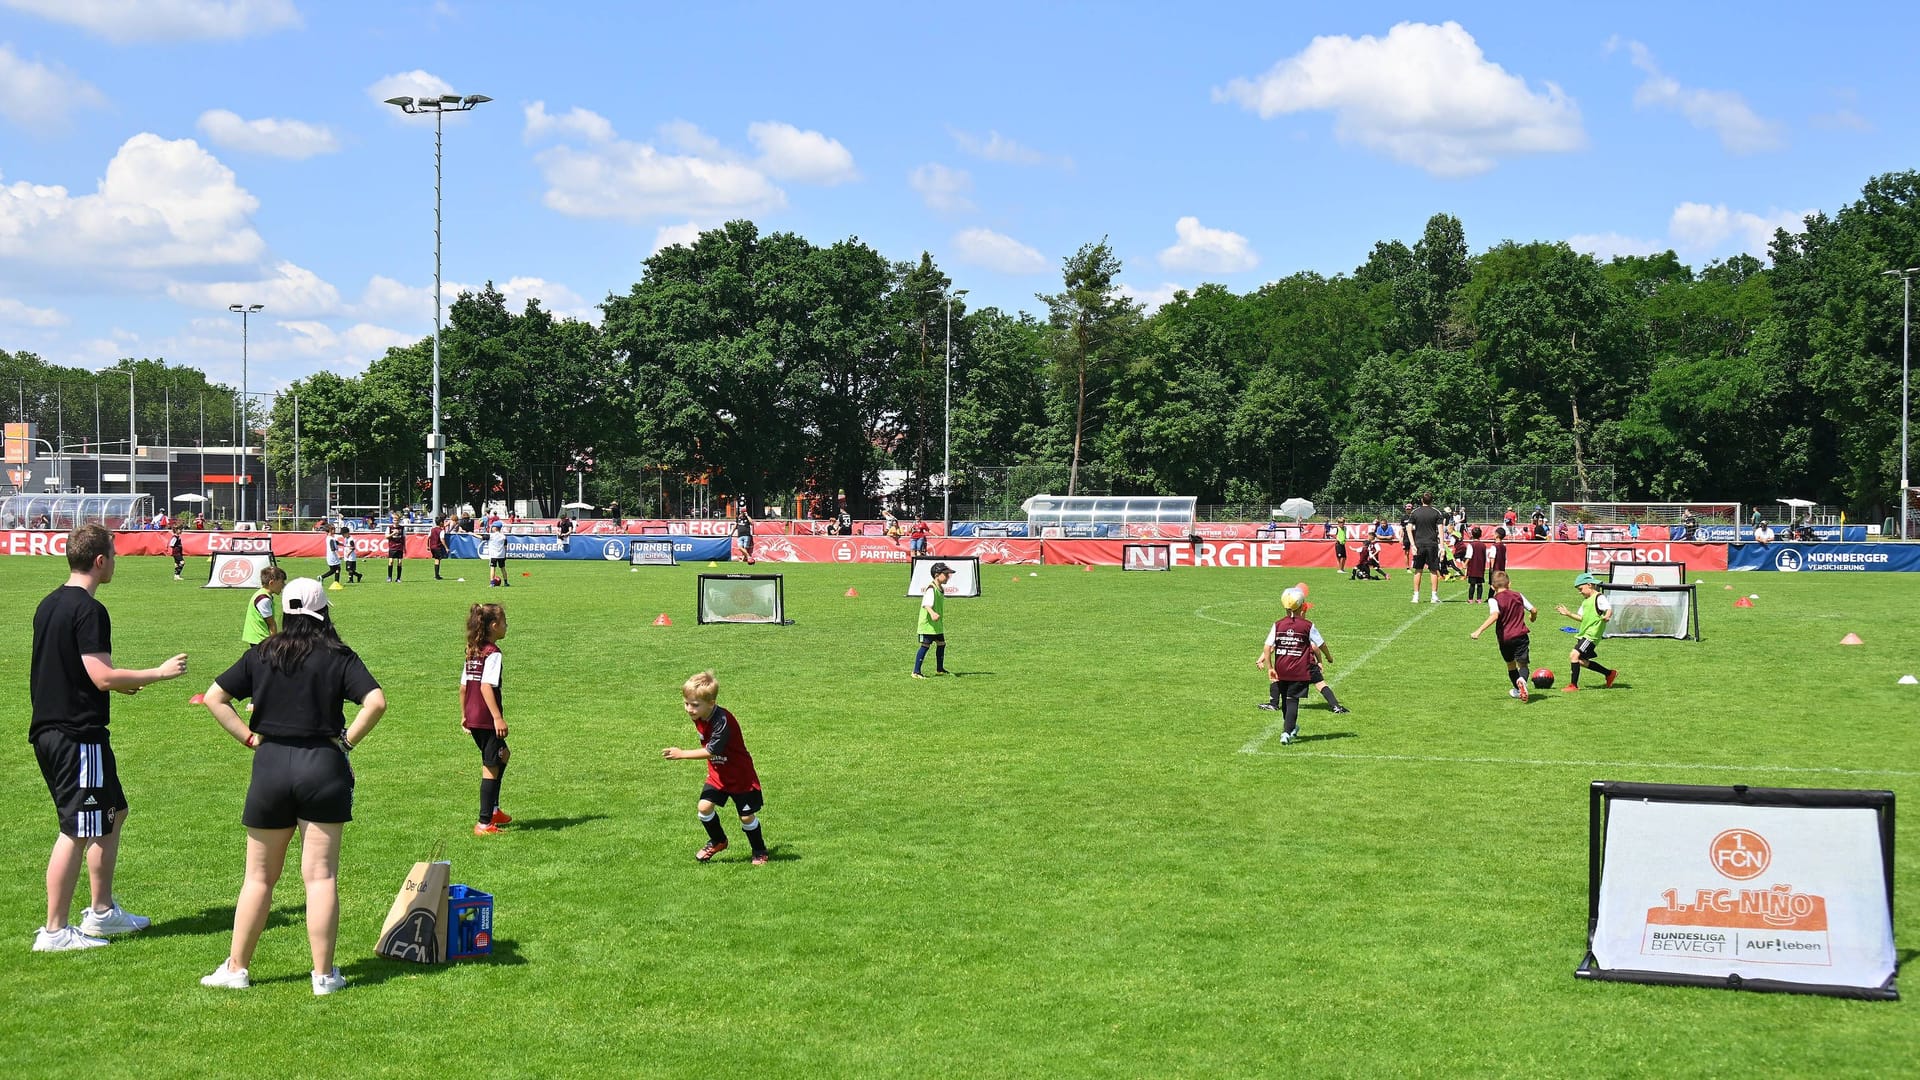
top-left (1320, 685), bottom-right (1341, 708)
top-left (742, 817), bottom-right (767, 855)
top-left (479, 778), bottom-right (500, 824)
top-left (699, 811), bottom-right (727, 845)
top-left (1589, 661), bottom-right (1613, 678)
top-left (1268, 680), bottom-right (1281, 707)
top-left (1570, 665), bottom-right (1582, 686)
top-left (395, 565), bottom-right (403, 581)
top-left (1281, 693), bottom-right (1300, 736)
top-left (914, 644), bottom-right (929, 674)
top-left (935, 644), bottom-right (946, 671)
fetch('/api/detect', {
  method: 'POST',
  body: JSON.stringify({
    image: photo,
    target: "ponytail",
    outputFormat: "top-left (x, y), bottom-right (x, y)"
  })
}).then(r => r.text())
top-left (466, 603), bottom-right (505, 660)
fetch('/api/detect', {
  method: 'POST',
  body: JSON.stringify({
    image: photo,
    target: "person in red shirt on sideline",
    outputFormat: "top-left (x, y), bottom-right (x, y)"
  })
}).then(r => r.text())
top-left (909, 519), bottom-right (930, 557)
top-left (662, 670), bottom-right (768, 865)
top-left (1470, 570), bottom-right (1538, 701)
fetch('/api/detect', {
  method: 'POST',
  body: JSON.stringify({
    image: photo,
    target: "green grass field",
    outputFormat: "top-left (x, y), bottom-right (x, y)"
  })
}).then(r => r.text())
top-left (0, 554), bottom-right (1914, 1078)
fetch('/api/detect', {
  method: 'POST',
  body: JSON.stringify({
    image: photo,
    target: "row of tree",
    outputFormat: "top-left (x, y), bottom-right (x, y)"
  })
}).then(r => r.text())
top-left (5, 170), bottom-right (1917, 519)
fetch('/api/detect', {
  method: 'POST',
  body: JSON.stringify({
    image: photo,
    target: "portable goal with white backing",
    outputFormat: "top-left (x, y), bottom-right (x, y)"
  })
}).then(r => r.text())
top-left (906, 556), bottom-right (981, 597)
top-left (1599, 582), bottom-right (1699, 640)
top-left (1552, 502), bottom-right (1740, 537)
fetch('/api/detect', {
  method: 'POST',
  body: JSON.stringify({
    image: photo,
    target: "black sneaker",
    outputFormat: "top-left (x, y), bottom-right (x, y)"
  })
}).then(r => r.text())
top-left (1258, 702), bottom-right (1279, 711)
top-left (1329, 705), bottom-right (1351, 714)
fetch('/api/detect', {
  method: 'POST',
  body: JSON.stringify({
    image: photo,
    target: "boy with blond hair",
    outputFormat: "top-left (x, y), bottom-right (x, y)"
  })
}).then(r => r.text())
top-left (1470, 570), bottom-right (1538, 700)
top-left (662, 671), bottom-right (768, 865)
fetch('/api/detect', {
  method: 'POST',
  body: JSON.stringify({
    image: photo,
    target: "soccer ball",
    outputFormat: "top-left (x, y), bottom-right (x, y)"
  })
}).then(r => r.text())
top-left (1530, 668), bottom-right (1555, 690)
top-left (1282, 587), bottom-right (1305, 611)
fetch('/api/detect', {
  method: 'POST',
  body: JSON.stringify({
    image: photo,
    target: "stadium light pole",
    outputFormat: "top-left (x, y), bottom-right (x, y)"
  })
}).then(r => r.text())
top-left (386, 92), bottom-right (491, 518)
top-left (1885, 267), bottom-right (1919, 541)
top-left (229, 303), bottom-right (263, 522)
top-left (924, 285), bottom-right (968, 529)
top-left (98, 368), bottom-right (135, 494)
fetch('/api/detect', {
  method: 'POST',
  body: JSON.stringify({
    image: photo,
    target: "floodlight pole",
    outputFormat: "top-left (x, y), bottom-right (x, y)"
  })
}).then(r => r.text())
top-left (1884, 267), bottom-right (1918, 541)
top-left (387, 92), bottom-right (491, 518)
top-left (926, 285), bottom-right (967, 530)
top-left (229, 304), bottom-right (263, 521)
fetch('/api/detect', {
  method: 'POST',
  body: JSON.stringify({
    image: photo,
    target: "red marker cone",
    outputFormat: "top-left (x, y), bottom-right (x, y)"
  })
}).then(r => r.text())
top-left (1734, 597), bottom-right (1753, 608)
top-left (1013, 575), bottom-right (1021, 582)
top-left (189, 693), bottom-right (205, 705)
top-left (653, 613), bottom-right (672, 626)
top-left (521, 571), bottom-right (530, 577)
top-left (1083, 564), bottom-right (1094, 572)
top-left (845, 587), bottom-right (859, 597)
top-left (1840, 633), bottom-right (1863, 645)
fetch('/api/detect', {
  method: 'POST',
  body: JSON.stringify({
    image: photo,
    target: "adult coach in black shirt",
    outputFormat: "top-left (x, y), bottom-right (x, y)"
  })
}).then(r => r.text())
top-left (1409, 493), bottom-right (1446, 604)
top-left (198, 577), bottom-right (386, 995)
top-left (29, 524), bottom-right (189, 952)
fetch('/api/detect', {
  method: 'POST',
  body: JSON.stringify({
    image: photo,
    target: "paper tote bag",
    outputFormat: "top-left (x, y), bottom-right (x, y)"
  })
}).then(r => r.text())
top-left (375, 858), bottom-right (451, 963)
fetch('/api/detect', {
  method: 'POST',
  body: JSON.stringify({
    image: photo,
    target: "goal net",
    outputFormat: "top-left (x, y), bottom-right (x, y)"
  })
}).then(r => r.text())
top-left (1552, 502), bottom-right (1739, 539)
top-left (1599, 583), bottom-right (1698, 640)
top-left (697, 574), bottom-right (788, 624)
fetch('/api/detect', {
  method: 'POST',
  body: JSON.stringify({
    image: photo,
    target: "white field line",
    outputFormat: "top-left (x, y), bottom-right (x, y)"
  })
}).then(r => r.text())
top-left (1238, 587), bottom-right (1465, 754)
top-left (1243, 750), bottom-right (1920, 779)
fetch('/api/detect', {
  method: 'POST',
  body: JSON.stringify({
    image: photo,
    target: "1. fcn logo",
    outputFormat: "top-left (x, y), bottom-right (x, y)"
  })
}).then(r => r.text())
top-left (1709, 828), bottom-right (1771, 880)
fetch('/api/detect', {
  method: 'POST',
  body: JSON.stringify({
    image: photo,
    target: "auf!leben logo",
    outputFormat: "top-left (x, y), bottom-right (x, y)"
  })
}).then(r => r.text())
top-left (1710, 828), bottom-right (1771, 880)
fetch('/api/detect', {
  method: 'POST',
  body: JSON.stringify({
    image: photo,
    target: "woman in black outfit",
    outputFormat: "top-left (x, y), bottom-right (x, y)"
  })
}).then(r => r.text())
top-left (198, 578), bottom-right (386, 996)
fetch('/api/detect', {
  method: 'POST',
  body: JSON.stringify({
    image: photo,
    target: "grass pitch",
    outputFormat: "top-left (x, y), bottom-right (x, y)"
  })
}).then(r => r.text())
top-left (0, 555), bottom-right (1914, 1078)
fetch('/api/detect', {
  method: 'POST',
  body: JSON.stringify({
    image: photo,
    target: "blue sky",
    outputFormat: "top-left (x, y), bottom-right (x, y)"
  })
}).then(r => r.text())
top-left (1, 1), bottom-right (1914, 392)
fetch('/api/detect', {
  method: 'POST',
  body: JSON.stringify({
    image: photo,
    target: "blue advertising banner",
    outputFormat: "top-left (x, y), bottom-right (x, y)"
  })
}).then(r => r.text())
top-left (1697, 525), bottom-right (1867, 543)
top-left (1726, 542), bottom-right (1920, 572)
top-left (950, 521), bottom-right (1033, 537)
top-left (445, 533), bottom-right (732, 562)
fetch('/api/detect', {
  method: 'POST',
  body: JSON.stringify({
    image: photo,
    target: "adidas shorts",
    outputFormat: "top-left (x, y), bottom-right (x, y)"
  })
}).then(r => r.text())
top-left (1574, 636), bottom-right (1601, 661)
top-left (700, 784), bottom-right (764, 816)
top-left (470, 728), bottom-right (509, 770)
top-left (33, 729), bottom-right (126, 839)
top-left (244, 738), bottom-right (355, 828)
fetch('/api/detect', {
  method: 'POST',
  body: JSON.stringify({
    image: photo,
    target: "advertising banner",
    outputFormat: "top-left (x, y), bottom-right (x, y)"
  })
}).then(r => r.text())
top-left (736, 534), bottom-right (1042, 565)
top-left (1123, 543), bottom-right (1171, 570)
top-left (1727, 542), bottom-right (1920, 572)
top-left (1581, 782), bottom-right (1896, 999)
top-left (445, 533), bottom-right (732, 562)
top-left (1697, 525), bottom-right (1867, 543)
top-left (97, 531), bottom-right (431, 560)
top-left (1514, 541), bottom-right (1726, 573)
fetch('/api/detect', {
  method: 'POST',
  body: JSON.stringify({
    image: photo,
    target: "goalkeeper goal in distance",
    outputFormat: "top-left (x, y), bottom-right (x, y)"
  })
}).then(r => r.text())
top-left (1551, 502), bottom-right (1741, 542)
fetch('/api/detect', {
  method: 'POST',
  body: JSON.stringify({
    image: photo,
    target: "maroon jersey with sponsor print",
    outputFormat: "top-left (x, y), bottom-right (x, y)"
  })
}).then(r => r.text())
top-left (1465, 541), bottom-right (1487, 578)
top-left (1492, 590), bottom-right (1532, 642)
top-left (1268, 615), bottom-right (1315, 681)
top-left (1491, 540), bottom-right (1508, 572)
top-left (461, 642), bottom-right (503, 731)
top-left (695, 705), bottom-right (760, 792)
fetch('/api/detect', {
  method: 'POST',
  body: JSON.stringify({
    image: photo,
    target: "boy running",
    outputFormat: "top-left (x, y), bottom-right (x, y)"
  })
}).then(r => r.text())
top-left (1256, 591), bottom-right (1347, 718)
top-left (322, 526), bottom-right (343, 584)
top-left (663, 671), bottom-right (768, 865)
top-left (1253, 589), bottom-right (1320, 744)
top-left (168, 525), bottom-right (186, 581)
top-left (1556, 573), bottom-right (1619, 691)
top-left (338, 528), bottom-right (361, 584)
top-left (912, 562), bottom-right (953, 678)
top-left (1470, 570), bottom-right (1538, 700)
top-left (241, 567), bottom-right (287, 647)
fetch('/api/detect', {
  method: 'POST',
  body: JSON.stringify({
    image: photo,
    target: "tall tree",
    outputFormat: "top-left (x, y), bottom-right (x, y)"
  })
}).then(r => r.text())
top-left (1038, 238), bottom-right (1141, 495)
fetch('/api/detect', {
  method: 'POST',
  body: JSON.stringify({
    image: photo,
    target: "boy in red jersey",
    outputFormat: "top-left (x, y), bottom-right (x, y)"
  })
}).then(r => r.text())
top-left (1253, 588), bottom-right (1322, 745)
top-left (1462, 526), bottom-right (1489, 601)
top-left (663, 671), bottom-right (768, 865)
top-left (1469, 570), bottom-right (1538, 700)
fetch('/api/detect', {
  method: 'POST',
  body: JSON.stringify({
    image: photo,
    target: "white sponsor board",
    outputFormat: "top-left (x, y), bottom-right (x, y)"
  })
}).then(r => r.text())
top-left (628, 539), bottom-right (675, 566)
top-left (205, 552), bottom-right (274, 589)
top-left (1585, 787), bottom-right (1895, 997)
top-left (906, 555), bottom-right (981, 597)
top-left (1123, 543), bottom-right (1171, 571)
top-left (1167, 541), bottom-right (1287, 568)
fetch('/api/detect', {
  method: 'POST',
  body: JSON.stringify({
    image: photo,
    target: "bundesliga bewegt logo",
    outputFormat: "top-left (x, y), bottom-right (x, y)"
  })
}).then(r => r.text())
top-left (1709, 828), bottom-right (1771, 880)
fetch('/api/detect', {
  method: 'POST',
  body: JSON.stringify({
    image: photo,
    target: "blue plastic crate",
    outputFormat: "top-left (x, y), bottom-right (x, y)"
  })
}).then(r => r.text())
top-left (447, 884), bottom-right (493, 959)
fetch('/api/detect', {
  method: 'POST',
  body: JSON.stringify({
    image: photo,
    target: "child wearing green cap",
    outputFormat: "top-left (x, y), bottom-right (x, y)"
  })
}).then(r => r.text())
top-left (1555, 574), bottom-right (1618, 691)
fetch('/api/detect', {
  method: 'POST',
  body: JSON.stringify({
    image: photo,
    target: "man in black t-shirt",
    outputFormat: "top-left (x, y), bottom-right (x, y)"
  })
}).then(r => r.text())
top-left (734, 506), bottom-right (755, 565)
top-left (29, 525), bottom-right (189, 953)
top-left (1408, 494), bottom-right (1446, 604)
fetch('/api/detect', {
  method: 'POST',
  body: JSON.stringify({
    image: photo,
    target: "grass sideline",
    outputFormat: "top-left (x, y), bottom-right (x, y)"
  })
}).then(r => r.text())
top-left (0, 554), bottom-right (1913, 1078)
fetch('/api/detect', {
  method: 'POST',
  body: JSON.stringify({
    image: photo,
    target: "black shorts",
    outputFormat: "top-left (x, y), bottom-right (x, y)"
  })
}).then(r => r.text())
top-left (700, 785), bottom-right (764, 816)
top-left (429, 545), bottom-right (448, 560)
top-left (490, 557), bottom-right (507, 569)
top-left (388, 546), bottom-right (405, 559)
top-left (1333, 542), bottom-right (1346, 560)
top-left (470, 728), bottom-right (509, 769)
top-left (243, 738), bottom-right (354, 828)
top-left (1307, 661), bottom-right (1325, 684)
top-left (917, 633), bottom-right (946, 645)
top-left (1499, 636), bottom-right (1532, 668)
top-left (1413, 543), bottom-right (1442, 571)
top-left (1574, 636), bottom-right (1602, 661)
top-left (33, 728), bottom-right (126, 838)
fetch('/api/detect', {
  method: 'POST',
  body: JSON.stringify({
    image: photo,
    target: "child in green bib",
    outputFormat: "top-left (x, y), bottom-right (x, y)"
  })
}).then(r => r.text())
top-left (241, 567), bottom-right (288, 647)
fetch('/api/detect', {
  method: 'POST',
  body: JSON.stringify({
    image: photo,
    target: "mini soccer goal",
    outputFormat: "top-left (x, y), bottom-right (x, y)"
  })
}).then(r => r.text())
top-left (1599, 583), bottom-right (1699, 640)
top-left (1552, 502), bottom-right (1740, 536)
top-left (205, 552), bottom-right (276, 588)
top-left (697, 574), bottom-right (789, 624)
top-left (905, 555), bottom-right (981, 597)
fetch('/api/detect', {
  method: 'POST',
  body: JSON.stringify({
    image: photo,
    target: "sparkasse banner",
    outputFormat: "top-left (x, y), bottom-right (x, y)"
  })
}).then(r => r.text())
top-left (1582, 783), bottom-right (1896, 999)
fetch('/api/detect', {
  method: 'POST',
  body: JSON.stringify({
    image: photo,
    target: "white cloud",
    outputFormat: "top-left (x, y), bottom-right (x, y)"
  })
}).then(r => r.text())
top-left (1567, 232), bottom-right (1668, 261)
top-left (527, 110), bottom-right (786, 222)
top-left (949, 128), bottom-right (1072, 170)
top-left (523, 101), bottom-right (614, 144)
top-left (0, 296), bottom-right (67, 326)
top-left (952, 228), bottom-right (1048, 275)
top-left (0, 0), bottom-right (302, 42)
top-left (1669, 202), bottom-right (1808, 257)
top-left (351, 273), bottom-right (595, 325)
top-left (279, 320), bottom-right (418, 371)
top-left (1118, 282), bottom-right (1184, 315)
top-left (658, 120), bottom-right (727, 158)
top-left (487, 275), bottom-right (596, 323)
top-left (650, 222), bottom-right (704, 254)
top-left (1215, 20), bottom-right (1584, 177)
top-left (748, 121), bottom-right (858, 184)
top-left (0, 43), bottom-right (108, 133)
top-left (0, 135), bottom-right (265, 275)
top-left (196, 109), bottom-right (339, 159)
top-left (165, 261), bottom-right (343, 317)
top-left (909, 163), bottom-right (974, 214)
top-left (1613, 39), bottom-right (1782, 153)
top-left (1157, 216), bottom-right (1258, 273)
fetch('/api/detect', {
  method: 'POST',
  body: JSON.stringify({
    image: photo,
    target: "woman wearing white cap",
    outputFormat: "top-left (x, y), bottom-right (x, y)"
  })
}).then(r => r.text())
top-left (197, 577), bottom-right (387, 995)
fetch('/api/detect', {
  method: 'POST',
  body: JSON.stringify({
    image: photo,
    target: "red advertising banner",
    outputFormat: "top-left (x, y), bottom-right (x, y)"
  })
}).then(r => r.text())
top-left (740, 534), bottom-right (1040, 565)
top-left (100, 532), bottom-right (431, 559)
top-left (572, 518), bottom-right (949, 538)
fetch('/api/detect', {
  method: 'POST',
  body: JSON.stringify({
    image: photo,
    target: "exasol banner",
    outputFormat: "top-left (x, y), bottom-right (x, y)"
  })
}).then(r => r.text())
top-left (445, 533), bottom-right (732, 562)
top-left (1727, 543), bottom-right (1920, 572)
top-left (1580, 783), bottom-right (1896, 999)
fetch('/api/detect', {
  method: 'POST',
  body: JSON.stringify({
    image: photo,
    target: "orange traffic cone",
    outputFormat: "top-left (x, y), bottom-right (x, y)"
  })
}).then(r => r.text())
top-left (1840, 633), bottom-right (1863, 645)
top-left (845, 587), bottom-right (859, 597)
top-left (1734, 597), bottom-right (1753, 608)
top-left (1083, 564), bottom-right (1093, 572)
top-left (189, 693), bottom-right (205, 705)
top-left (653, 613), bottom-right (673, 626)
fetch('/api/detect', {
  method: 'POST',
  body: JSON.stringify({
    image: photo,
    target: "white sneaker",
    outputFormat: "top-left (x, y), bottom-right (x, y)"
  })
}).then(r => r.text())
top-left (1411, 591), bottom-right (1420, 603)
top-left (33, 926), bottom-right (111, 952)
top-left (1279, 731), bottom-right (1297, 745)
top-left (1509, 688), bottom-right (1522, 699)
top-left (1430, 594), bottom-right (1441, 603)
top-left (201, 960), bottom-right (251, 989)
top-left (80, 901), bottom-right (151, 937)
top-left (312, 967), bottom-right (348, 996)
